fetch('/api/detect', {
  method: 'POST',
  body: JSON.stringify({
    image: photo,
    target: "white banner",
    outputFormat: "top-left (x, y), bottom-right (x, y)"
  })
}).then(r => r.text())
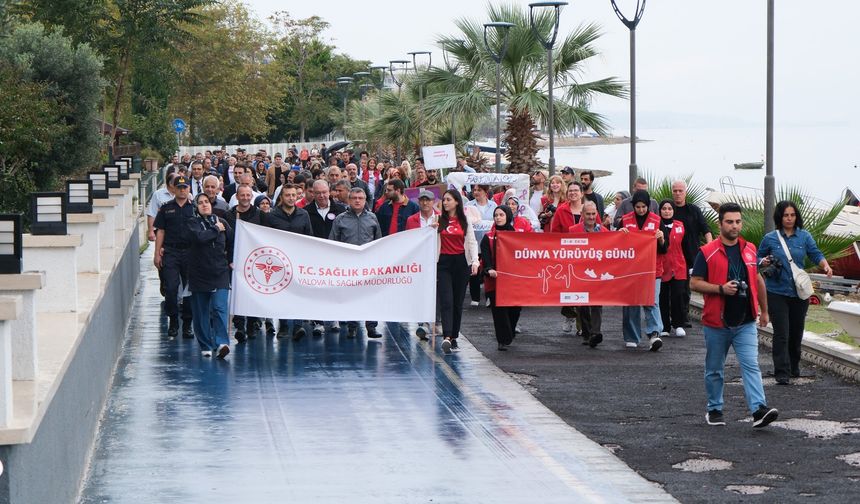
top-left (230, 221), bottom-right (437, 322)
top-left (422, 144), bottom-right (457, 170)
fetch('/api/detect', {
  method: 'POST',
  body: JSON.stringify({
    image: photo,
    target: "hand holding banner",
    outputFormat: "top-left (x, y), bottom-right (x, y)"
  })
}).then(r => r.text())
top-left (495, 231), bottom-right (656, 306)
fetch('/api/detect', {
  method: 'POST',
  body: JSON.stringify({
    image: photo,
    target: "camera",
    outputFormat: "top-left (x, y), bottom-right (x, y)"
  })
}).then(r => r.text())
top-left (732, 280), bottom-right (749, 298)
top-left (759, 255), bottom-right (781, 278)
top-left (539, 204), bottom-right (557, 226)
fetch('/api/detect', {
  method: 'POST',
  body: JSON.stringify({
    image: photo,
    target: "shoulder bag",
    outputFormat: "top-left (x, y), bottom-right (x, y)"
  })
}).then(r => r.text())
top-left (776, 232), bottom-right (814, 300)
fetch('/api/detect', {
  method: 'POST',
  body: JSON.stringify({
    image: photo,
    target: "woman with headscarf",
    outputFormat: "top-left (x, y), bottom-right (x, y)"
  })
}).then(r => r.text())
top-left (187, 192), bottom-right (234, 359)
top-left (620, 190), bottom-right (667, 351)
top-left (481, 205), bottom-right (521, 351)
top-left (505, 195), bottom-right (535, 232)
top-left (657, 199), bottom-right (688, 338)
top-left (604, 190), bottom-right (631, 230)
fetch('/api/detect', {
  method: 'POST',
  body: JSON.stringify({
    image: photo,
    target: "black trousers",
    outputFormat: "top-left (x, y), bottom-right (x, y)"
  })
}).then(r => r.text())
top-left (469, 274), bottom-right (483, 302)
top-left (233, 316), bottom-right (259, 332)
top-left (659, 278), bottom-right (688, 331)
top-left (437, 253), bottom-right (470, 339)
top-left (161, 247), bottom-right (192, 321)
top-left (577, 306), bottom-right (603, 336)
top-left (488, 292), bottom-right (521, 345)
top-left (767, 291), bottom-right (809, 379)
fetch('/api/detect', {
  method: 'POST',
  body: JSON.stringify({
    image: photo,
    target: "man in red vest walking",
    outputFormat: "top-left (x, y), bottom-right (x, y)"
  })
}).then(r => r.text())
top-left (690, 202), bottom-right (778, 428)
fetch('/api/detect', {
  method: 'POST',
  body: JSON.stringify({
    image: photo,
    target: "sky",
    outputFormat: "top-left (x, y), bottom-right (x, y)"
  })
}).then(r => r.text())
top-left (245, 0), bottom-right (860, 131)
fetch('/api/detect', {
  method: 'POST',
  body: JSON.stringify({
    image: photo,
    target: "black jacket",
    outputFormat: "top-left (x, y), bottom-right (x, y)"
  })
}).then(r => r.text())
top-left (376, 198), bottom-right (420, 236)
top-left (186, 215), bottom-right (233, 292)
top-left (267, 205), bottom-right (312, 236)
top-left (306, 199), bottom-right (346, 239)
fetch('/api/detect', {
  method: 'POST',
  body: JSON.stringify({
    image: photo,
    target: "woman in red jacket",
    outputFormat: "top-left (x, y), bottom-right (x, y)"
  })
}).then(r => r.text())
top-left (657, 199), bottom-right (688, 337)
top-left (620, 190), bottom-right (667, 351)
top-left (549, 182), bottom-right (584, 233)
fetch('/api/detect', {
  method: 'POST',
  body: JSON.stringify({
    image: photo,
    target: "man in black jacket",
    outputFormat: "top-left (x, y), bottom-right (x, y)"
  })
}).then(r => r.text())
top-left (305, 179), bottom-right (346, 335)
top-left (266, 184), bottom-right (312, 340)
top-left (376, 179), bottom-right (419, 236)
top-left (221, 163), bottom-right (246, 204)
top-left (225, 185), bottom-right (266, 341)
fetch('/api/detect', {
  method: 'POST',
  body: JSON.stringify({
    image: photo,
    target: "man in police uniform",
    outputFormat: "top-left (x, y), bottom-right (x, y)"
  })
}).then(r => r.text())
top-left (154, 175), bottom-right (195, 337)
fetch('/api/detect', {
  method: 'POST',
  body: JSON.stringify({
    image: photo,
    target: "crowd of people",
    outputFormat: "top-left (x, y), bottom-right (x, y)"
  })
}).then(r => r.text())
top-left (148, 145), bottom-right (833, 427)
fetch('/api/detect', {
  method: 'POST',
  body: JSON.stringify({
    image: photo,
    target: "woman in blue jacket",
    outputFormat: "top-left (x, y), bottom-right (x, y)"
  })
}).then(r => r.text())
top-left (757, 201), bottom-right (832, 384)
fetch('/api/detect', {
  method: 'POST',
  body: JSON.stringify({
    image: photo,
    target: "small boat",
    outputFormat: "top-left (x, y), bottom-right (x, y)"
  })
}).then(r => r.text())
top-left (826, 301), bottom-right (860, 346)
top-left (734, 162), bottom-right (764, 170)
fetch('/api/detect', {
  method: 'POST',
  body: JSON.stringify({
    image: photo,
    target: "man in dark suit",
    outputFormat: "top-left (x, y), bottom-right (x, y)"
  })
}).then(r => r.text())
top-left (305, 179), bottom-right (346, 335)
top-left (221, 163), bottom-right (247, 204)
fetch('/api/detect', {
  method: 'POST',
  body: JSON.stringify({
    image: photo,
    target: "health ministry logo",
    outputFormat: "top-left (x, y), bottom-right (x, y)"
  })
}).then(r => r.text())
top-left (244, 247), bottom-right (292, 294)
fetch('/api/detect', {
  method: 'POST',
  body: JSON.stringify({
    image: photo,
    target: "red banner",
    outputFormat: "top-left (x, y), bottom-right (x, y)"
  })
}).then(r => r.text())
top-left (496, 231), bottom-right (656, 306)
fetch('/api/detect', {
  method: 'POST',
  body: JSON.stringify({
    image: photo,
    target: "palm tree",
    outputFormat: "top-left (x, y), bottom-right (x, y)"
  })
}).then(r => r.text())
top-left (418, 2), bottom-right (626, 173)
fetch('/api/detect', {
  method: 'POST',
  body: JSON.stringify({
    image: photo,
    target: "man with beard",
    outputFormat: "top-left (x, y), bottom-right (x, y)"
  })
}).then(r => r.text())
top-left (579, 170), bottom-right (604, 218)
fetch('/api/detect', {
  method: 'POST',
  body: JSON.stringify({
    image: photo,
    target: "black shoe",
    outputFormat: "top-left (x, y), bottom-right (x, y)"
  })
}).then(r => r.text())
top-left (775, 377), bottom-right (790, 385)
top-left (367, 328), bottom-right (382, 339)
top-left (276, 330), bottom-right (289, 339)
top-left (706, 410), bottom-right (726, 426)
top-left (265, 321), bottom-right (275, 337)
top-left (235, 331), bottom-right (247, 343)
top-left (292, 327), bottom-right (306, 341)
top-left (247, 327), bottom-right (258, 339)
top-left (347, 326), bottom-right (357, 339)
top-left (181, 322), bottom-right (193, 339)
top-left (497, 343), bottom-right (508, 351)
top-left (581, 332), bottom-right (590, 345)
top-left (752, 405), bottom-right (779, 428)
top-left (167, 316), bottom-right (179, 337)
top-left (450, 339), bottom-right (459, 350)
top-left (441, 338), bottom-right (452, 354)
top-left (312, 323), bottom-right (324, 336)
top-left (416, 324), bottom-right (428, 341)
top-left (648, 332), bottom-right (662, 352)
top-left (588, 333), bottom-right (603, 348)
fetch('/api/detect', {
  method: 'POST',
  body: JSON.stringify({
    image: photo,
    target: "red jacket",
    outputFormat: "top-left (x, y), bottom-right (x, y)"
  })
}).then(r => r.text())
top-left (568, 222), bottom-right (610, 233)
top-left (660, 219), bottom-right (687, 281)
top-left (621, 211), bottom-right (663, 277)
top-left (549, 201), bottom-right (581, 233)
top-left (698, 238), bottom-right (761, 328)
top-left (405, 210), bottom-right (440, 230)
top-left (513, 216), bottom-right (533, 232)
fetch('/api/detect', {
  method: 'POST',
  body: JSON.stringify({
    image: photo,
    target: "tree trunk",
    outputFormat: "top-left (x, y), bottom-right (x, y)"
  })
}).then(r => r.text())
top-left (503, 111), bottom-right (541, 173)
top-left (109, 50), bottom-right (131, 149)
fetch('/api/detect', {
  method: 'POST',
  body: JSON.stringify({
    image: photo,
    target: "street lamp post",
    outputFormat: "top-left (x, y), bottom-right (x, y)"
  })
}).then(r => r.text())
top-left (389, 60), bottom-right (410, 163)
top-left (442, 40), bottom-right (465, 146)
top-left (408, 51), bottom-right (432, 148)
top-left (354, 71), bottom-right (371, 125)
top-left (763, 0), bottom-right (776, 233)
top-left (610, 0), bottom-right (646, 192)
top-left (337, 76), bottom-right (354, 140)
top-left (369, 65), bottom-right (388, 159)
top-left (483, 22), bottom-right (515, 173)
top-left (529, 1), bottom-right (567, 177)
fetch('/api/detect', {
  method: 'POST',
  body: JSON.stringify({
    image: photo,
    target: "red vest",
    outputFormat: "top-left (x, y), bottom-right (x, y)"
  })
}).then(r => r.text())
top-left (698, 238), bottom-right (760, 328)
top-left (660, 219), bottom-right (687, 281)
top-left (621, 211), bottom-right (663, 277)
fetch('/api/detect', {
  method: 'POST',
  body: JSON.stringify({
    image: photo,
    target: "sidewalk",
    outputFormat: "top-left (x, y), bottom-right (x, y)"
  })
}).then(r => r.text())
top-left (79, 252), bottom-right (676, 503)
top-left (459, 303), bottom-right (860, 503)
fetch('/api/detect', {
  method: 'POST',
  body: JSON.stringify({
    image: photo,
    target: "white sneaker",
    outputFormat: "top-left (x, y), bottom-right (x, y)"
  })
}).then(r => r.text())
top-left (675, 327), bottom-right (686, 337)
top-left (201, 350), bottom-right (212, 358)
top-left (625, 342), bottom-right (638, 349)
top-left (470, 300), bottom-right (480, 307)
top-left (313, 323), bottom-right (324, 336)
top-left (514, 326), bottom-right (522, 334)
top-left (562, 318), bottom-right (574, 333)
top-left (660, 331), bottom-right (670, 337)
top-left (485, 298), bottom-right (491, 307)
top-left (328, 321), bottom-right (340, 331)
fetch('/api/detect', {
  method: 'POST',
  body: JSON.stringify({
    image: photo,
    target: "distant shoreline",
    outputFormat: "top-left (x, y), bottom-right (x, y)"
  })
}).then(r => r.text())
top-left (535, 136), bottom-right (650, 147)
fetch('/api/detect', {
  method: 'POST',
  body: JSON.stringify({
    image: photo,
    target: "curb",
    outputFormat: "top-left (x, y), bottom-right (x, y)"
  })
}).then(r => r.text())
top-left (689, 298), bottom-right (860, 383)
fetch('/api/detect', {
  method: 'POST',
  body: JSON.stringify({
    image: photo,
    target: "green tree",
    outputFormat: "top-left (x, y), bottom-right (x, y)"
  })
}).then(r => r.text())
top-left (421, 3), bottom-right (626, 172)
top-left (13, 0), bottom-right (109, 46)
top-left (0, 23), bottom-right (104, 182)
top-left (170, 0), bottom-right (281, 144)
top-left (268, 14), bottom-right (369, 142)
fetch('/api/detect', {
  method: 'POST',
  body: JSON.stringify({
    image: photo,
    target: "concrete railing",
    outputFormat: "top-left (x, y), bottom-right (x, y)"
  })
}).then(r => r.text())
top-left (0, 174), bottom-right (143, 503)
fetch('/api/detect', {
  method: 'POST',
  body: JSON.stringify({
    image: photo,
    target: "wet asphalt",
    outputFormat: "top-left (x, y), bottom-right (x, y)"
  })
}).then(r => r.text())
top-left (460, 303), bottom-right (860, 503)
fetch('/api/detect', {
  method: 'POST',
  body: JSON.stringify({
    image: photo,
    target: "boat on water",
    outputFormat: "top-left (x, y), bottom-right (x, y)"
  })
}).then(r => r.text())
top-left (734, 162), bottom-right (764, 170)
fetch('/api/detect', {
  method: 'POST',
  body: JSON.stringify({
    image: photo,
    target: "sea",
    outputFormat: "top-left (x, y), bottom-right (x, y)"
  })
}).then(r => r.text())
top-left (538, 126), bottom-right (859, 205)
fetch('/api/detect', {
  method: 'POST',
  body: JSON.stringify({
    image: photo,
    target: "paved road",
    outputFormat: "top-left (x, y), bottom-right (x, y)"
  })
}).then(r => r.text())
top-left (460, 304), bottom-right (860, 503)
top-left (79, 255), bottom-right (675, 503)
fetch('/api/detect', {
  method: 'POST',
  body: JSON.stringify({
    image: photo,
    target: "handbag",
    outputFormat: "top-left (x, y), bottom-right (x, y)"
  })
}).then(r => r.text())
top-left (776, 232), bottom-right (814, 300)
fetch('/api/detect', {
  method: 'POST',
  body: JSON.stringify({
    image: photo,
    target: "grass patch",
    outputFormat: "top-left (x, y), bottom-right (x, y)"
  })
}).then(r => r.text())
top-left (804, 305), bottom-right (857, 346)
top-left (835, 333), bottom-right (859, 347)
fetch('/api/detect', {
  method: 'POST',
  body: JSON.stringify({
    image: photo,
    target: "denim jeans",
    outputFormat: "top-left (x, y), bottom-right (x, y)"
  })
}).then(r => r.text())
top-left (703, 323), bottom-right (767, 414)
top-left (622, 279), bottom-right (663, 343)
top-left (190, 289), bottom-right (229, 351)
